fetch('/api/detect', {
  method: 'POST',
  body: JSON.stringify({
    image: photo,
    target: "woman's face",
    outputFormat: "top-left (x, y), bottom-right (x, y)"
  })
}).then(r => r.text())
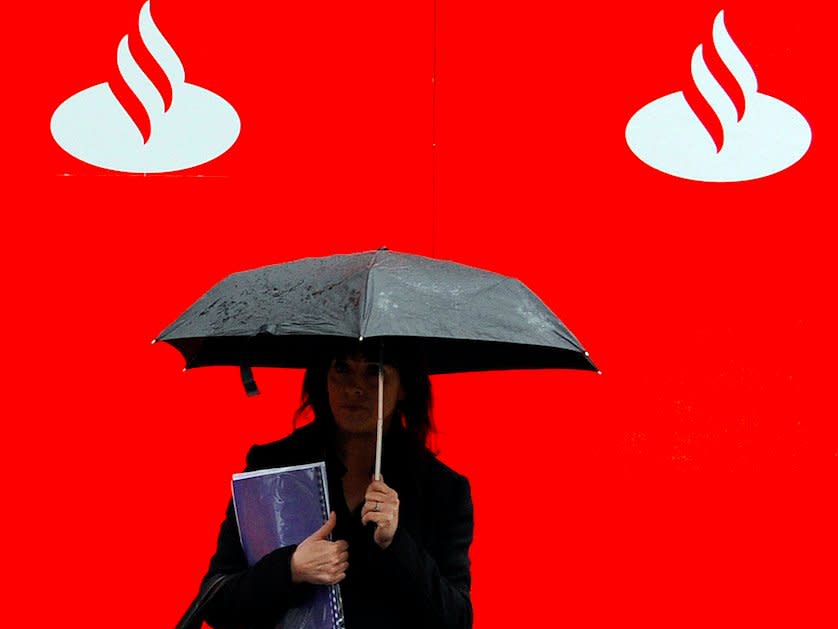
top-left (327, 354), bottom-right (404, 436)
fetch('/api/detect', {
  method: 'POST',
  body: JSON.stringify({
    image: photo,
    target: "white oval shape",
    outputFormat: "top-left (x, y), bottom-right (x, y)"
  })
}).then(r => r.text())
top-left (50, 82), bottom-right (240, 173)
top-left (626, 91), bottom-right (812, 182)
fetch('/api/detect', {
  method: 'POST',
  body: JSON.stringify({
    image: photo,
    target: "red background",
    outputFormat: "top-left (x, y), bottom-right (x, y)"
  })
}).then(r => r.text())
top-left (3, 0), bottom-right (836, 626)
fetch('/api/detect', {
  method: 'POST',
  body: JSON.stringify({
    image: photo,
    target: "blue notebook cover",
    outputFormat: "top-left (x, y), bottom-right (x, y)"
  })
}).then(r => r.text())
top-left (232, 462), bottom-right (346, 629)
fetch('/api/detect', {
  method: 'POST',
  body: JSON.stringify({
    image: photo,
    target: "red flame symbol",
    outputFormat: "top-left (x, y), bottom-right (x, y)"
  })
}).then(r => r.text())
top-left (682, 12), bottom-right (752, 153)
top-left (108, 5), bottom-right (175, 144)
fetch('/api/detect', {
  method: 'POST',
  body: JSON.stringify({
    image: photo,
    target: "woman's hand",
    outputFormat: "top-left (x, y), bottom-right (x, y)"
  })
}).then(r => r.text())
top-left (361, 477), bottom-right (400, 550)
top-left (290, 512), bottom-right (349, 585)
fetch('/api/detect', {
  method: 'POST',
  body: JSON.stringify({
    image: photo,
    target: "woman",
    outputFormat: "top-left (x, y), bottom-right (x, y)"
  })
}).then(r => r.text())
top-left (196, 341), bottom-right (473, 629)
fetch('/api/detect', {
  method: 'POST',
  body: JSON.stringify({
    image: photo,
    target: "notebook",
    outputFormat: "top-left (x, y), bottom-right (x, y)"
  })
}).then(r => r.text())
top-left (232, 462), bottom-right (345, 629)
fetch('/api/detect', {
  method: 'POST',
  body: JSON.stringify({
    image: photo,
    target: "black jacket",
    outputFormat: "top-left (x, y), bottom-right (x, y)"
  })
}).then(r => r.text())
top-left (201, 422), bottom-right (474, 629)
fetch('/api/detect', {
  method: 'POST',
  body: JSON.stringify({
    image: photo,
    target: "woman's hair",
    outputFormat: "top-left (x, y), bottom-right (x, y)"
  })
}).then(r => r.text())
top-left (295, 339), bottom-right (435, 452)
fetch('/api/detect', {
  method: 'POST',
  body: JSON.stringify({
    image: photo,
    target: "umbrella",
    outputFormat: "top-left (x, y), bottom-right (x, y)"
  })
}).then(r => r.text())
top-left (155, 248), bottom-right (598, 476)
top-left (155, 248), bottom-right (596, 373)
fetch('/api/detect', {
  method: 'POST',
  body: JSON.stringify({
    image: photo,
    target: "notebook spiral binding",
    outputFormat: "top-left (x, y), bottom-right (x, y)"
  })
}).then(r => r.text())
top-left (316, 466), bottom-right (346, 629)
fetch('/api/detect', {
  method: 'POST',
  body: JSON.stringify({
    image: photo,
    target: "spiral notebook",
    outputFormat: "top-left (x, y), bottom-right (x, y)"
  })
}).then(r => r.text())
top-left (232, 462), bottom-right (346, 629)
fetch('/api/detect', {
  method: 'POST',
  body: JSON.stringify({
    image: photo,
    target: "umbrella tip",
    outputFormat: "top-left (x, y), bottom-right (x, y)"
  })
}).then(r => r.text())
top-left (584, 351), bottom-right (590, 357)
top-left (359, 335), bottom-right (364, 341)
top-left (597, 370), bottom-right (603, 376)
top-left (151, 338), bottom-right (157, 345)
top-left (182, 367), bottom-right (187, 373)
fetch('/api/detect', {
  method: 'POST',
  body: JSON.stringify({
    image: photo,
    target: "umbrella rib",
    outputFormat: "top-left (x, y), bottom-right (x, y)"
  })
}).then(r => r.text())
top-left (358, 250), bottom-right (384, 339)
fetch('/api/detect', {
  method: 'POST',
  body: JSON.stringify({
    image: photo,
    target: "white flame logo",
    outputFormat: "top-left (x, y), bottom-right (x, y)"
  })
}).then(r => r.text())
top-left (50, 1), bottom-right (240, 173)
top-left (625, 10), bottom-right (811, 182)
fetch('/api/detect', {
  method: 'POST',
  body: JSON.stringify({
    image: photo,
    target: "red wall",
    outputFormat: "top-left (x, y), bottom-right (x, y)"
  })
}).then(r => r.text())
top-left (4, 0), bottom-right (836, 626)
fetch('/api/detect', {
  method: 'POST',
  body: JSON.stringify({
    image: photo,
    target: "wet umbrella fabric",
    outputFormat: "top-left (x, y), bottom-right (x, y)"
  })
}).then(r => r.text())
top-left (155, 249), bottom-right (597, 389)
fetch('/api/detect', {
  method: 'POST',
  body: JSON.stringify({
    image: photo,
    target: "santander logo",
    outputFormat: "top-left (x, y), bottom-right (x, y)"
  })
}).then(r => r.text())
top-left (625, 10), bottom-right (811, 182)
top-left (50, 1), bottom-right (240, 173)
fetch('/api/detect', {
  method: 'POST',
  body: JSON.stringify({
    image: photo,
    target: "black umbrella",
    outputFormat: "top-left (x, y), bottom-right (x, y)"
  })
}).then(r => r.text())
top-left (156, 248), bottom-right (596, 373)
top-left (155, 248), bottom-right (598, 476)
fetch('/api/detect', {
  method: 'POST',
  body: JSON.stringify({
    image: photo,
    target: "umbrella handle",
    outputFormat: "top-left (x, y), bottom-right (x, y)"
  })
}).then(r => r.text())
top-left (374, 345), bottom-right (384, 481)
top-left (374, 419), bottom-right (383, 481)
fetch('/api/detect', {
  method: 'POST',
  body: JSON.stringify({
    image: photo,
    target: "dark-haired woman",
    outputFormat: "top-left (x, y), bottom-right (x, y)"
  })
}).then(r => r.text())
top-left (197, 344), bottom-right (474, 629)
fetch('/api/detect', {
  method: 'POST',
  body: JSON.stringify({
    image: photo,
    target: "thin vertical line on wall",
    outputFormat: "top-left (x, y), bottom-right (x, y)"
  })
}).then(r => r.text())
top-left (431, 0), bottom-right (438, 256)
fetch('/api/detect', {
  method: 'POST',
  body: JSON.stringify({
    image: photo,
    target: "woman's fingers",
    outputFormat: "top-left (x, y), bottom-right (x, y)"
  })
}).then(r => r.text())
top-left (363, 484), bottom-right (399, 510)
top-left (292, 537), bottom-right (351, 585)
top-left (364, 491), bottom-right (397, 506)
top-left (361, 509), bottom-right (392, 529)
top-left (366, 480), bottom-right (396, 496)
top-left (366, 480), bottom-right (398, 500)
top-left (361, 480), bottom-right (399, 550)
top-left (324, 555), bottom-right (349, 584)
top-left (361, 502), bottom-right (398, 520)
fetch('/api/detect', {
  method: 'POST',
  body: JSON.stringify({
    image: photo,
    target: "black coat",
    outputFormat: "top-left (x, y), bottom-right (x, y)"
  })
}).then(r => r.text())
top-left (201, 422), bottom-right (474, 629)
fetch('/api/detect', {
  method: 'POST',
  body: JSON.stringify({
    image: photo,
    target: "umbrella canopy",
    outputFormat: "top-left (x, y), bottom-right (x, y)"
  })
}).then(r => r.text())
top-left (155, 248), bottom-right (597, 378)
